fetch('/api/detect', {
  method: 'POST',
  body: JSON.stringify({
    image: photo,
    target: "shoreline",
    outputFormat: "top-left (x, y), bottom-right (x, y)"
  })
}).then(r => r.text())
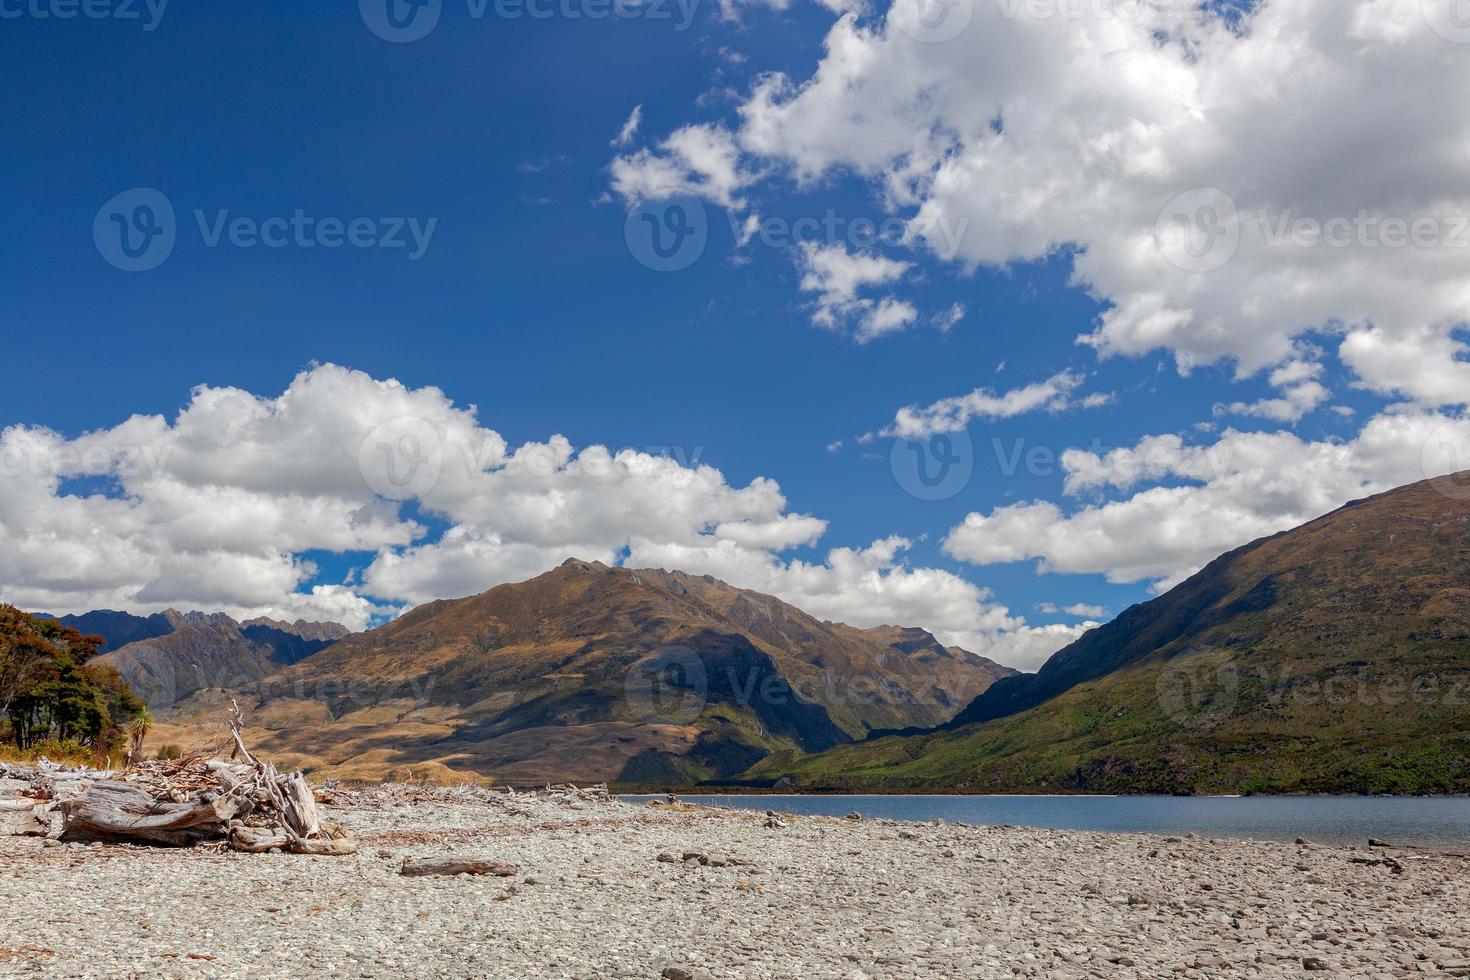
top-left (3, 788), bottom-right (1469, 977)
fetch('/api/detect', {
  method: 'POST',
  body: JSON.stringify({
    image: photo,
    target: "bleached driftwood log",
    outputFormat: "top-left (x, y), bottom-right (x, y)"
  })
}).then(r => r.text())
top-left (400, 856), bottom-right (518, 877)
top-left (61, 781), bottom-right (243, 846)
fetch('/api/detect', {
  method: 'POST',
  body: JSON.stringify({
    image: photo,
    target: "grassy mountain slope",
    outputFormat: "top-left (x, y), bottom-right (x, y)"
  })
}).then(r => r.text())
top-left (747, 474), bottom-right (1470, 795)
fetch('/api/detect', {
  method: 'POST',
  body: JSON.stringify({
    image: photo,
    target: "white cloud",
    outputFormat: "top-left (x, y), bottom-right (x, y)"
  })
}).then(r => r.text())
top-left (885, 370), bottom-right (1089, 439)
top-left (856, 297), bottom-right (919, 342)
top-left (1039, 601), bottom-right (1109, 619)
top-left (609, 123), bottom-right (751, 209)
top-left (944, 409), bottom-right (1470, 590)
top-left (981, 621), bottom-right (1099, 673)
top-left (611, 104), bottom-right (643, 148)
top-left (632, 0), bottom-right (1470, 403)
top-left (932, 302), bottom-right (965, 334)
top-left (0, 365), bottom-right (1081, 669)
top-left (796, 241), bottom-right (912, 334)
top-left (1215, 350), bottom-right (1331, 423)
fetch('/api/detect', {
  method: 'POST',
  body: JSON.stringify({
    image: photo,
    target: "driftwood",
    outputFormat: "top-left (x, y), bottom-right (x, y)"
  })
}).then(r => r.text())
top-left (0, 800), bottom-right (50, 837)
top-left (61, 781), bottom-right (242, 847)
top-left (51, 700), bottom-right (356, 856)
top-left (400, 856), bottom-right (518, 877)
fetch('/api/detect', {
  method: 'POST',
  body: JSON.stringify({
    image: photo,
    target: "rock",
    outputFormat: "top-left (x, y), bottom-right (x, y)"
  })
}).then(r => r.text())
top-left (1295, 837), bottom-right (1314, 846)
top-left (898, 830), bottom-right (920, 841)
top-left (1302, 957), bottom-right (1330, 971)
top-left (661, 966), bottom-right (695, 980)
top-left (1367, 837), bottom-right (1392, 848)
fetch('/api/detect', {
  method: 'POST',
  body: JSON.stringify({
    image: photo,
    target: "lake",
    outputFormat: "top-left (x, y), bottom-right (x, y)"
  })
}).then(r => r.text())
top-left (621, 794), bottom-right (1470, 850)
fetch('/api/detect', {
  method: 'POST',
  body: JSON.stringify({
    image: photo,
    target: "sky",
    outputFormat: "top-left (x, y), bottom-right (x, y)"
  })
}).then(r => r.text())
top-left (1, 0), bottom-right (1468, 670)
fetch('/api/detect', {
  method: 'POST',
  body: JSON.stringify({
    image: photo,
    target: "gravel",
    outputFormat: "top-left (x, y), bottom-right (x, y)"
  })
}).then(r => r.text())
top-left (1, 792), bottom-right (1467, 978)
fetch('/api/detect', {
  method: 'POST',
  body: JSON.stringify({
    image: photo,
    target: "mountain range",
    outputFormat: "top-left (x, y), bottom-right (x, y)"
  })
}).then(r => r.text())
top-left (55, 562), bottom-right (1013, 784)
top-left (40, 609), bottom-right (350, 709)
top-left (746, 473), bottom-right (1470, 795)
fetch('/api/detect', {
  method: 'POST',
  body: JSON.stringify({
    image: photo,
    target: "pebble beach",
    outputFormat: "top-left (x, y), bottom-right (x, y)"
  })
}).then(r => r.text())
top-left (2, 788), bottom-right (1468, 979)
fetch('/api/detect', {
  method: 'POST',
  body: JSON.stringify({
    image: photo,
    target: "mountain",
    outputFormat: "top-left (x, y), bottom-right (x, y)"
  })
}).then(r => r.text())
top-left (744, 473), bottom-right (1470, 795)
top-left (40, 609), bottom-right (176, 653)
top-left (151, 560), bottom-right (1014, 785)
top-left (93, 612), bottom-right (350, 709)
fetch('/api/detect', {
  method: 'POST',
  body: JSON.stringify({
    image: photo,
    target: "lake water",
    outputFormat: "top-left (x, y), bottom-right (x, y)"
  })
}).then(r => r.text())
top-left (621, 794), bottom-right (1470, 850)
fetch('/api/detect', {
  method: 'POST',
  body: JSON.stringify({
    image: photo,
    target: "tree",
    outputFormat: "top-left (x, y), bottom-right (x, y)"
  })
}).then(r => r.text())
top-left (127, 705), bottom-right (154, 764)
top-left (0, 605), bottom-right (142, 753)
top-left (0, 605), bottom-right (53, 718)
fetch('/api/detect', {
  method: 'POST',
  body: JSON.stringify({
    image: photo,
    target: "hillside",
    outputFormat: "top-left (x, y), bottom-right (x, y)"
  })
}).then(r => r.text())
top-left (92, 612), bottom-right (349, 709)
top-left (153, 560), bottom-right (1014, 785)
top-left (746, 474), bottom-right (1470, 795)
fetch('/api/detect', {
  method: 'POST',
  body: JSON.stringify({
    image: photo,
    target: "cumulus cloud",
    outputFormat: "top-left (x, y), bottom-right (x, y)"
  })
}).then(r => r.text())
top-left (625, 0), bottom-right (1470, 403)
top-left (609, 123), bottom-right (751, 209)
top-left (944, 409), bottom-right (1470, 590)
top-left (0, 365), bottom-right (1081, 668)
top-left (795, 242), bottom-right (913, 334)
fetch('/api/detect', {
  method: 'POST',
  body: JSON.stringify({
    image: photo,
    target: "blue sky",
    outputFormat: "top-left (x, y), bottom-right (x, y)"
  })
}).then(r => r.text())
top-left (2, 0), bottom-right (1467, 668)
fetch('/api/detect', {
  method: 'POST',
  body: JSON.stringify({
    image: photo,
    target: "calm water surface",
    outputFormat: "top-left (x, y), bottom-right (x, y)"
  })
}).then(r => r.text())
top-left (621, 794), bottom-right (1470, 850)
